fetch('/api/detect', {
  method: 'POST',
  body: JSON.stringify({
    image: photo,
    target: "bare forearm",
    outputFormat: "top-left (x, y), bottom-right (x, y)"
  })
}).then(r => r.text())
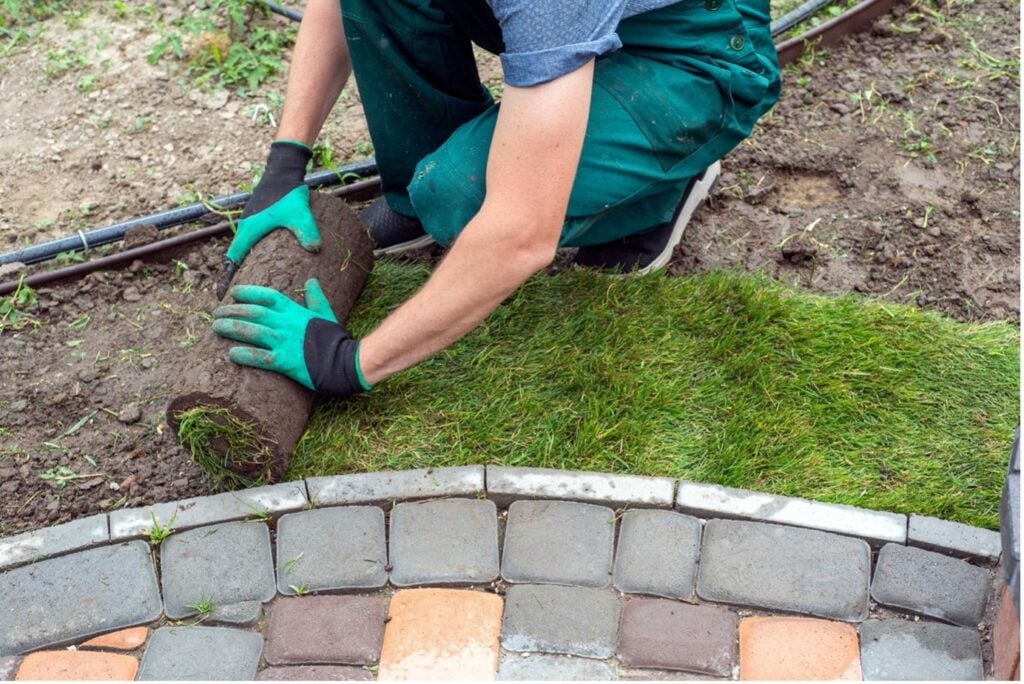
top-left (275, 0), bottom-right (351, 146)
top-left (358, 210), bottom-right (551, 384)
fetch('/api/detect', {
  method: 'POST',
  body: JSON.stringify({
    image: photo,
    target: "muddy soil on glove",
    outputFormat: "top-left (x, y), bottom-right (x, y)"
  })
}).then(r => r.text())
top-left (0, 0), bottom-right (1019, 535)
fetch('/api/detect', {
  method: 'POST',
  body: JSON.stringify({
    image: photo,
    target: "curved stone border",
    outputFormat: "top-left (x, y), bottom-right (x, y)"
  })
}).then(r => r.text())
top-left (1, 465), bottom-right (1003, 574)
top-left (0, 464), bottom-right (1009, 680)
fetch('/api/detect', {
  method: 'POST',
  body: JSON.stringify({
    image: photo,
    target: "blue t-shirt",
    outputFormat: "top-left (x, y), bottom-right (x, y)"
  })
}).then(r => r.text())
top-left (489, 0), bottom-right (677, 87)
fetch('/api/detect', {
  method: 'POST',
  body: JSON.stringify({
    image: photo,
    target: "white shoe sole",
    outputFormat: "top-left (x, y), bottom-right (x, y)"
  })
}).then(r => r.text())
top-left (372, 233), bottom-right (436, 258)
top-left (630, 160), bottom-right (721, 277)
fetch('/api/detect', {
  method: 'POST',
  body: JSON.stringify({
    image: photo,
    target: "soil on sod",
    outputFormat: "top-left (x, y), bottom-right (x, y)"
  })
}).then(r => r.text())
top-left (0, 0), bottom-right (1018, 535)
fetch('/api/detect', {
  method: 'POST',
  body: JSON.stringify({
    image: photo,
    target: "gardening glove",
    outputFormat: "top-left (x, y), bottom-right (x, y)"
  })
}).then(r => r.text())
top-left (218, 140), bottom-right (321, 296)
top-left (211, 278), bottom-right (373, 397)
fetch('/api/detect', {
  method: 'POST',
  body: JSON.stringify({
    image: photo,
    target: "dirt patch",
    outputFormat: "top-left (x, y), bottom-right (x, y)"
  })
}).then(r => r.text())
top-left (675, 0), bottom-right (1020, 323)
top-left (0, 0), bottom-right (1019, 535)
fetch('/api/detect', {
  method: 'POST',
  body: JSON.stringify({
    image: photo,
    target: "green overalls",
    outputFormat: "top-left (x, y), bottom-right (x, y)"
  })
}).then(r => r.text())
top-left (340, 0), bottom-right (781, 247)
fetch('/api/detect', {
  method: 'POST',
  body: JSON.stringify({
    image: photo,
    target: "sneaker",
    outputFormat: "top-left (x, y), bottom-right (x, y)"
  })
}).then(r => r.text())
top-left (360, 198), bottom-right (436, 256)
top-left (573, 161), bottom-right (720, 276)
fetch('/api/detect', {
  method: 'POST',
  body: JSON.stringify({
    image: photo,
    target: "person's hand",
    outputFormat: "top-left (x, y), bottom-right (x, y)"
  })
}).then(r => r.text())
top-left (211, 278), bottom-right (372, 396)
top-left (218, 141), bottom-right (321, 296)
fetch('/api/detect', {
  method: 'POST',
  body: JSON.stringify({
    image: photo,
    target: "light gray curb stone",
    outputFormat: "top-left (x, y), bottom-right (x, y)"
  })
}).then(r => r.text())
top-left (908, 515), bottom-right (1001, 562)
top-left (0, 656), bottom-right (19, 681)
top-left (109, 481), bottom-right (308, 541)
top-left (497, 652), bottom-right (616, 680)
top-left (0, 513), bottom-right (108, 571)
top-left (487, 466), bottom-right (674, 509)
top-left (870, 543), bottom-right (991, 627)
top-left (676, 481), bottom-right (906, 546)
top-left (696, 519), bottom-right (871, 622)
top-left (0, 541), bottom-right (162, 657)
top-left (306, 466), bottom-right (484, 507)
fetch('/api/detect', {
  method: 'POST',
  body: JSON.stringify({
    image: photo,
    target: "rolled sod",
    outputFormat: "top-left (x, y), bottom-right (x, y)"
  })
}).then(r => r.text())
top-left (168, 192), bottom-right (374, 488)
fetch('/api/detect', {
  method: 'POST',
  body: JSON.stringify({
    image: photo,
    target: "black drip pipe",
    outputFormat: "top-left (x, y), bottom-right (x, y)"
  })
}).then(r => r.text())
top-left (771, 0), bottom-right (835, 36)
top-left (259, 0), bottom-right (303, 22)
top-left (0, 159), bottom-right (377, 267)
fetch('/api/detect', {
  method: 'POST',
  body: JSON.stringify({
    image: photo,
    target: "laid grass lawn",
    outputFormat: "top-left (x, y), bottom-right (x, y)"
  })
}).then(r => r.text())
top-left (290, 261), bottom-right (1019, 530)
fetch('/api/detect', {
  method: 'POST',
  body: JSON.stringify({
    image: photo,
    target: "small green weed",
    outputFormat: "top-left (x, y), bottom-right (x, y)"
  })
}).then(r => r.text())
top-left (0, 276), bottom-right (39, 334)
top-left (45, 44), bottom-right (88, 79)
top-left (186, 595), bottom-right (216, 620)
top-left (147, 509), bottom-right (178, 546)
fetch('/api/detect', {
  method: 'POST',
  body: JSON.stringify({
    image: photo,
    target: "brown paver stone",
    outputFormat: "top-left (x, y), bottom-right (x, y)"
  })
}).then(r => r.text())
top-left (15, 651), bottom-right (138, 681)
top-left (994, 586), bottom-right (1021, 681)
top-left (617, 597), bottom-right (737, 677)
top-left (265, 596), bottom-right (388, 666)
top-left (739, 616), bottom-right (862, 681)
top-left (256, 665), bottom-right (375, 681)
top-left (378, 588), bottom-right (503, 680)
top-left (81, 627), bottom-right (149, 651)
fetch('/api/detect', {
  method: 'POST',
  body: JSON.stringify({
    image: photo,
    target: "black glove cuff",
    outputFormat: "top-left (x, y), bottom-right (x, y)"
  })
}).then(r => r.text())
top-left (303, 318), bottom-right (367, 397)
top-left (241, 141), bottom-right (313, 218)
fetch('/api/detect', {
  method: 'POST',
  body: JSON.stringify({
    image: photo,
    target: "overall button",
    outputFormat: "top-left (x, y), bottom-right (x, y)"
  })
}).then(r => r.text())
top-left (729, 34), bottom-right (746, 50)
top-left (705, 0), bottom-right (720, 10)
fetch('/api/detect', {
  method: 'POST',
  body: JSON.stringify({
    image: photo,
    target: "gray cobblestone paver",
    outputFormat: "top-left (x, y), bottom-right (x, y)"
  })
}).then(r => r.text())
top-left (502, 584), bottom-right (620, 658)
top-left (676, 481), bottom-right (906, 546)
top-left (908, 515), bottom-right (1001, 562)
top-left (497, 653), bottom-right (617, 680)
top-left (276, 507), bottom-right (386, 594)
top-left (617, 597), bottom-right (737, 677)
top-left (0, 657), bottom-right (20, 681)
top-left (487, 466), bottom-right (674, 509)
top-left (306, 466), bottom-right (484, 507)
top-left (390, 498), bottom-right (499, 586)
top-left (0, 541), bottom-right (162, 656)
top-left (257, 665), bottom-right (375, 681)
top-left (109, 482), bottom-right (307, 541)
top-left (0, 514), bottom-right (108, 571)
top-left (160, 521), bottom-right (275, 620)
top-left (696, 519), bottom-right (870, 621)
top-left (209, 601), bottom-right (262, 626)
top-left (265, 596), bottom-right (388, 666)
top-left (613, 510), bottom-right (700, 599)
top-left (870, 543), bottom-right (990, 627)
top-left (501, 500), bottom-right (615, 587)
top-left (859, 619), bottom-right (983, 680)
top-left (138, 626), bottom-right (263, 680)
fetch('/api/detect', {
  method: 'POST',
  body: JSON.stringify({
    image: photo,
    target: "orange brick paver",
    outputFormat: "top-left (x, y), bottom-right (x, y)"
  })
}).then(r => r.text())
top-left (15, 651), bottom-right (138, 681)
top-left (378, 588), bottom-right (503, 680)
top-left (739, 616), bottom-right (862, 680)
top-left (81, 627), bottom-right (149, 651)
top-left (994, 587), bottom-right (1021, 681)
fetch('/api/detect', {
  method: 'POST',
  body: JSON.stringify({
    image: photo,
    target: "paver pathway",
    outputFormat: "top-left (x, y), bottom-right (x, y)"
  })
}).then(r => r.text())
top-left (0, 466), bottom-right (1009, 680)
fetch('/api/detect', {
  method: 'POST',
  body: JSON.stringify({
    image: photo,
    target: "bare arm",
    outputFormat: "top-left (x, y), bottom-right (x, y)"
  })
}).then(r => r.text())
top-left (275, 0), bottom-right (351, 146)
top-left (358, 61), bottom-right (595, 385)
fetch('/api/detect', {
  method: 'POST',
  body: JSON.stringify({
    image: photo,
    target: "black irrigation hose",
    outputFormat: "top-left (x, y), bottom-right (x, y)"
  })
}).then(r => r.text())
top-left (0, 160), bottom-right (377, 267)
top-left (771, 0), bottom-right (836, 36)
top-left (259, 0), bottom-right (303, 23)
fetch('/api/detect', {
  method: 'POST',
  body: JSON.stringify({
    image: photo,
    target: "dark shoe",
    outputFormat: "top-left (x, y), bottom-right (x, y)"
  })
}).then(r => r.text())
top-left (573, 161), bottom-right (721, 276)
top-left (360, 198), bottom-right (436, 256)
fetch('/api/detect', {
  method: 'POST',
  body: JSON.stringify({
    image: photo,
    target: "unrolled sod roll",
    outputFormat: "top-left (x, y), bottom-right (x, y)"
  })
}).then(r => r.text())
top-left (167, 192), bottom-right (374, 488)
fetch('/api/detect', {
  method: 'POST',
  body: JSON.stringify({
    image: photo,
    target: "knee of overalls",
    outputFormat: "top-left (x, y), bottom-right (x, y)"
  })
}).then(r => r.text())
top-left (407, 109), bottom-right (496, 246)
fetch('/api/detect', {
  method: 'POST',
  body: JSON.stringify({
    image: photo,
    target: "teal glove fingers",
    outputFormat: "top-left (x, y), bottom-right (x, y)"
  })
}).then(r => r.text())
top-left (212, 278), bottom-right (343, 392)
top-left (225, 185), bottom-right (322, 265)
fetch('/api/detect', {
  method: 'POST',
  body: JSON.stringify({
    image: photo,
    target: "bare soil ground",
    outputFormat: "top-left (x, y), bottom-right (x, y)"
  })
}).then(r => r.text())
top-left (0, 0), bottom-right (1018, 535)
